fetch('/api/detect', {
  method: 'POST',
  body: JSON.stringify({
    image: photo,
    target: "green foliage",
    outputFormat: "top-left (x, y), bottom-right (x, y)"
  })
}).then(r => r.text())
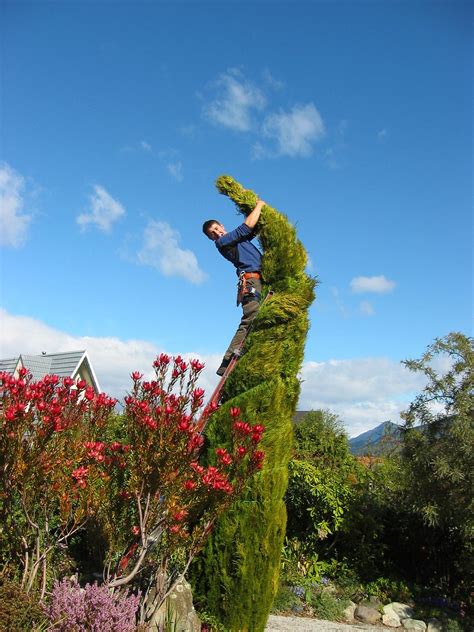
top-left (401, 332), bottom-right (473, 533)
top-left (192, 176), bottom-right (315, 631)
top-left (271, 585), bottom-right (303, 614)
top-left (199, 611), bottom-right (231, 632)
top-left (361, 577), bottom-right (412, 603)
top-left (400, 332), bottom-right (473, 600)
top-left (0, 579), bottom-right (46, 631)
top-left (309, 590), bottom-right (349, 621)
top-left (286, 411), bottom-right (355, 543)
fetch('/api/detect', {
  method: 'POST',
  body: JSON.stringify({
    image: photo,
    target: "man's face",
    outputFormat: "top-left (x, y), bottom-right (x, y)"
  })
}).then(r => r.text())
top-left (205, 222), bottom-right (226, 241)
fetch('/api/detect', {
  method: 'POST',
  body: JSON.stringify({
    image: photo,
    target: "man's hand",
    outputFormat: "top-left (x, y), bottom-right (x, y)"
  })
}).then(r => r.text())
top-left (244, 199), bottom-right (265, 229)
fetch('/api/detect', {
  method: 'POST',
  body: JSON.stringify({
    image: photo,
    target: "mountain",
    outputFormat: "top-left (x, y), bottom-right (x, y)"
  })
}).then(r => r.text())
top-left (349, 421), bottom-right (402, 455)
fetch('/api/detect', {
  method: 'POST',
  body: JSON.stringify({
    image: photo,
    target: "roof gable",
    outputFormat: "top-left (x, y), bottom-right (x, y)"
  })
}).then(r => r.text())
top-left (0, 350), bottom-right (101, 393)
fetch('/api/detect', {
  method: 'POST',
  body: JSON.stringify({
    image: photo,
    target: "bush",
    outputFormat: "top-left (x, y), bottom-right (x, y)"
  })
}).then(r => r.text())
top-left (271, 585), bottom-right (304, 614)
top-left (309, 590), bottom-right (349, 621)
top-left (1, 356), bottom-right (265, 626)
top-left (193, 175), bottom-right (315, 631)
top-left (44, 577), bottom-right (140, 631)
top-left (0, 579), bottom-right (46, 631)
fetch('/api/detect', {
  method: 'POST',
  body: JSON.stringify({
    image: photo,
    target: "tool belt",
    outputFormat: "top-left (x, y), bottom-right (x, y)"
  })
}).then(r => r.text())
top-left (237, 271), bottom-right (261, 306)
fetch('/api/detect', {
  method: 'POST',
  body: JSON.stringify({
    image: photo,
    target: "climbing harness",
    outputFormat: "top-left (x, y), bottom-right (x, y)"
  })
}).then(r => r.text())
top-left (196, 289), bottom-right (274, 433)
top-left (237, 271), bottom-right (262, 306)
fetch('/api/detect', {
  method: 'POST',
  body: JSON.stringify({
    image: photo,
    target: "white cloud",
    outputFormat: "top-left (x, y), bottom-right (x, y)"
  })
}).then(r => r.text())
top-left (0, 163), bottom-right (33, 248)
top-left (204, 68), bottom-right (266, 132)
top-left (0, 308), bottom-right (221, 401)
top-left (359, 300), bottom-right (375, 316)
top-left (350, 275), bottom-right (396, 294)
top-left (76, 185), bottom-right (126, 233)
top-left (167, 161), bottom-right (183, 182)
top-left (261, 68), bottom-right (284, 91)
top-left (1, 309), bottom-right (430, 438)
top-left (259, 103), bottom-right (325, 158)
top-left (137, 220), bottom-right (206, 284)
top-left (377, 129), bottom-right (388, 141)
top-left (299, 357), bottom-right (427, 436)
top-left (141, 140), bottom-right (152, 152)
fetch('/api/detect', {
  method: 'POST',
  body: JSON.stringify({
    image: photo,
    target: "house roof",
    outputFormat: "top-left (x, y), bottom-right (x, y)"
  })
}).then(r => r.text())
top-left (0, 350), bottom-right (101, 393)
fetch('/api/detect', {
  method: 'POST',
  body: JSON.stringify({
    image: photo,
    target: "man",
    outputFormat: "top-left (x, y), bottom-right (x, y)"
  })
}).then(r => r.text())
top-left (203, 198), bottom-right (265, 375)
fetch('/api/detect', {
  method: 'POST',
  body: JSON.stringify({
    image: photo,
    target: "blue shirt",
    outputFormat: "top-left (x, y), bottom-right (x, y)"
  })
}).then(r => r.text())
top-left (215, 223), bottom-right (262, 276)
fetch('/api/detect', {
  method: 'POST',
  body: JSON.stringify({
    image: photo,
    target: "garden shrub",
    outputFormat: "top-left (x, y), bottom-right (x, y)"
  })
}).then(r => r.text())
top-left (192, 176), bottom-right (315, 631)
top-left (0, 356), bottom-right (265, 626)
top-left (0, 579), bottom-right (46, 631)
top-left (44, 577), bottom-right (140, 631)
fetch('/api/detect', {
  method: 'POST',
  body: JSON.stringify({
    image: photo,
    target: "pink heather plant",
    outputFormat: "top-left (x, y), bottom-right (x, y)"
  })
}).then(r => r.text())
top-left (45, 578), bottom-right (140, 632)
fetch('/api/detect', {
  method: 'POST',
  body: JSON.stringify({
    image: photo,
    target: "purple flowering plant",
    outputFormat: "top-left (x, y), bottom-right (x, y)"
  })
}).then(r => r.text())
top-left (44, 578), bottom-right (140, 632)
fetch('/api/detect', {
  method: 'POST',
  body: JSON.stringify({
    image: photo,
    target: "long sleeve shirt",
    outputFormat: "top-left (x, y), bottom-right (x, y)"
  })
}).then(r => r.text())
top-left (215, 223), bottom-right (262, 276)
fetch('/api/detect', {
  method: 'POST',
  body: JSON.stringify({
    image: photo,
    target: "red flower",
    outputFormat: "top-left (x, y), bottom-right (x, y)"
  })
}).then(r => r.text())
top-left (237, 446), bottom-right (247, 457)
top-left (131, 371), bottom-right (143, 381)
top-left (159, 353), bottom-right (170, 365)
top-left (172, 509), bottom-right (188, 522)
top-left (76, 379), bottom-right (86, 390)
top-left (184, 480), bottom-right (197, 490)
top-left (193, 388), bottom-right (205, 400)
top-left (71, 465), bottom-right (89, 487)
top-left (233, 421), bottom-right (252, 435)
top-left (230, 407), bottom-right (240, 418)
top-left (252, 451), bottom-right (265, 469)
top-left (190, 359), bottom-right (205, 372)
top-left (132, 525), bottom-right (140, 536)
top-left (178, 415), bottom-right (191, 431)
top-left (187, 434), bottom-right (204, 453)
top-left (216, 448), bottom-right (232, 466)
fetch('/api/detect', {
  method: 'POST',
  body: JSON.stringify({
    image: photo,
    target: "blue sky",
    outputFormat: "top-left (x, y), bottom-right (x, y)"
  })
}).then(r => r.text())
top-left (1, 0), bottom-right (472, 435)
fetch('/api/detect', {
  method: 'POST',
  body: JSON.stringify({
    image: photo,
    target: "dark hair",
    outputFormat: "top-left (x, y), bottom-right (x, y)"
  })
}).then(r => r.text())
top-left (202, 219), bottom-right (220, 235)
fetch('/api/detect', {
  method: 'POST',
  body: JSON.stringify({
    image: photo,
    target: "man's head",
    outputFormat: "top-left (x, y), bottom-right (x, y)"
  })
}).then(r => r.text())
top-left (202, 219), bottom-right (226, 241)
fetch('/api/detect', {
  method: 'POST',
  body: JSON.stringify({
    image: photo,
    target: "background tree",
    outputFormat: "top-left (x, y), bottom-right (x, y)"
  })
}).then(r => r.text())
top-left (286, 410), bottom-right (355, 546)
top-left (400, 332), bottom-right (473, 600)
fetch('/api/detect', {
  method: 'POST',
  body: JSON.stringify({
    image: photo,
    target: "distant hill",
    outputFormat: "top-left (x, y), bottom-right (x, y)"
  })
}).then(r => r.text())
top-left (293, 413), bottom-right (403, 456)
top-left (349, 421), bottom-right (402, 455)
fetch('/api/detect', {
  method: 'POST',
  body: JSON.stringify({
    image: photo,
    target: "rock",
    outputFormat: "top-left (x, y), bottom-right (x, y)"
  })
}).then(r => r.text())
top-left (402, 619), bottom-right (427, 631)
top-left (385, 602), bottom-right (415, 619)
top-left (355, 605), bottom-right (382, 624)
top-left (383, 611), bottom-right (402, 627)
top-left (149, 578), bottom-right (201, 632)
top-left (427, 619), bottom-right (443, 632)
top-left (341, 601), bottom-right (356, 622)
top-left (291, 603), bottom-right (304, 614)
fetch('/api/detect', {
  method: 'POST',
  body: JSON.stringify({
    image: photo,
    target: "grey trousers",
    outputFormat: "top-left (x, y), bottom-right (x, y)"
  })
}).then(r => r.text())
top-left (223, 277), bottom-right (262, 360)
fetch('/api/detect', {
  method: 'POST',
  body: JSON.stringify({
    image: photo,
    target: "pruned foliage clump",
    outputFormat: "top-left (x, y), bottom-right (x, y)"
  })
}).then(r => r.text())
top-left (192, 176), bottom-right (316, 631)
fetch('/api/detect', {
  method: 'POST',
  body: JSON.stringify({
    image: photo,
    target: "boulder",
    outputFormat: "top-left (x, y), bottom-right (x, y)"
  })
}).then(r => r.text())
top-left (383, 611), bottom-right (402, 627)
top-left (402, 619), bottom-right (427, 631)
top-left (427, 619), bottom-right (443, 632)
top-left (385, 602), bottom-right (415, 619)
top-left (341, 601), bottom-right (356, 622)
top-left (355, 605), bottom-right (382, 624)
top-left (149, 578), bottom-right (201, 632)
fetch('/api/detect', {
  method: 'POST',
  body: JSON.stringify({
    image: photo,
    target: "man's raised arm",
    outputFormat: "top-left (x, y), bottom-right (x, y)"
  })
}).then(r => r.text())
top-left (244, 199), bottom-right (265, 229)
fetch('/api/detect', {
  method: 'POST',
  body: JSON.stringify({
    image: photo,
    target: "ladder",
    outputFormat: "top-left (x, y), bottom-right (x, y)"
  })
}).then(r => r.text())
top-left (196, 290), bottom-right (273, 432)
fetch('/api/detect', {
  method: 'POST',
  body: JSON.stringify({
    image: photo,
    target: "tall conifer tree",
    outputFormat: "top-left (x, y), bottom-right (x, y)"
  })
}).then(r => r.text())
top-left (193, 176), bottom-right (315, 631)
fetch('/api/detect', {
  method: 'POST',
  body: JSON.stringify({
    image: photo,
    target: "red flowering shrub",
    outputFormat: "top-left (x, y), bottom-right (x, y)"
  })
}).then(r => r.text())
top-left (0, 356), bottom-right (265, 624)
